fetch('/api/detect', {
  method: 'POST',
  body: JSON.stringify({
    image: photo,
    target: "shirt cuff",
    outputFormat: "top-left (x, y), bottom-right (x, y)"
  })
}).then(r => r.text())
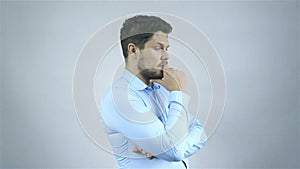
top-left (168, 91), bottom-right (190, 109)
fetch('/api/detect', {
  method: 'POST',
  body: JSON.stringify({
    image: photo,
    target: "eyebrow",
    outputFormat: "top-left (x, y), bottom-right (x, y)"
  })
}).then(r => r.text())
top-left (157, 42), bottom-right (170, 49)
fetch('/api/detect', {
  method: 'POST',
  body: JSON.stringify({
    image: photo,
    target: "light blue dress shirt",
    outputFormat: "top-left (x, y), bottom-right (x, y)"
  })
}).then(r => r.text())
top-left (100, 69), bottom-right (207, 169)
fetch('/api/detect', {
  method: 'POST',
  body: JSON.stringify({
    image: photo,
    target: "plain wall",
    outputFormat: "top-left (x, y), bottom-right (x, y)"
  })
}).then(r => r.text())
top-left (1, 1), bottom-right (299, 168)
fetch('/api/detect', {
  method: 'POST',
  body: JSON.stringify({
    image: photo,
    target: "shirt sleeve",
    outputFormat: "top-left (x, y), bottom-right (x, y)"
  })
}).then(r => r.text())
top-left (155, 91), bottom-right (207, 161)
top-left (156, 117), bottom-right (207, 161)
top-left (100, 86), bottom-right (207, 161)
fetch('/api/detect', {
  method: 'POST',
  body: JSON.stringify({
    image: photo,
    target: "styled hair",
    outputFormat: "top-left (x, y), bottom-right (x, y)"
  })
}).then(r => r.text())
top-left (120, 15), bottom-right (172, 59)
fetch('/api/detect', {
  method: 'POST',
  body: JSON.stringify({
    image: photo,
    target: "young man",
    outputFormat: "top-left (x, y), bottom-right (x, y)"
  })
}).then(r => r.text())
top-left (100, 15), bottom-right (207, 169)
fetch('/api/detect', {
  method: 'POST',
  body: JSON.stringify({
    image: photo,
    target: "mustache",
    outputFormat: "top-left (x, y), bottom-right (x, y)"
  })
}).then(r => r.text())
top-left (158, 61), bottom-right (168, 66)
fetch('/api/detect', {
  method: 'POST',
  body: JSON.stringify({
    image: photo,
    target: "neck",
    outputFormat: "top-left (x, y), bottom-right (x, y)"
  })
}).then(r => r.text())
top-left (125, 65), bottom-right (152, 87)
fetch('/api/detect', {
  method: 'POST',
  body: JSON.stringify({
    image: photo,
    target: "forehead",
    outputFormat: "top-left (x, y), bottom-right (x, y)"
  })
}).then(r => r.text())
top-left (146, 31), bottom-right (169, 46)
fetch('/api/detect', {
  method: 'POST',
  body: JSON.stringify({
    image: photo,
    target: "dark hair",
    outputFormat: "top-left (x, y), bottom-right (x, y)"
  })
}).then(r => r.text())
top-left (120, 15), bottom-right (172, 59)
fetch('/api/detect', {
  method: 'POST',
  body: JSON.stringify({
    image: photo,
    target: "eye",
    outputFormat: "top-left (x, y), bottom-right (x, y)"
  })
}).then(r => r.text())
top-left (154, 46), bottom-right (162, 51)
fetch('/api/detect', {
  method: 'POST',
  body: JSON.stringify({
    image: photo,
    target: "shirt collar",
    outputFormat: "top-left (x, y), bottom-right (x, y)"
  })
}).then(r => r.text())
top-left (122, 69), bottom-right (162, 91)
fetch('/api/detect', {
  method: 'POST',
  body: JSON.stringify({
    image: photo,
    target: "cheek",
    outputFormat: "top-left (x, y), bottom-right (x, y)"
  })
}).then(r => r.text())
top-left (150, 49), bottom-right (162, 58)
top-left (139, 50), bottom-right (161, 67)
top-left (148, 51), bottom-right (162, 63)
top-left (138, 57), bottom-right (151, 68)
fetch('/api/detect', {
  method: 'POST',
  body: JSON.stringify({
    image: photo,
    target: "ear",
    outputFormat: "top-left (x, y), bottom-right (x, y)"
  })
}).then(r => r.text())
top-left (128, 43), bottom-right (138, 55)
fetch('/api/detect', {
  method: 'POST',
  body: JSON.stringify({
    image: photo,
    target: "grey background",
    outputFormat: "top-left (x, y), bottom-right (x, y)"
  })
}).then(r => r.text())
top-left (1, 1), bottom-right (299, 168)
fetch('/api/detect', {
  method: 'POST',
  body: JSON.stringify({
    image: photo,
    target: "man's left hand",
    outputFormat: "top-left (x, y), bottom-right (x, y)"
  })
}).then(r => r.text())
top-left (133, 147), bottom-right (155, 160)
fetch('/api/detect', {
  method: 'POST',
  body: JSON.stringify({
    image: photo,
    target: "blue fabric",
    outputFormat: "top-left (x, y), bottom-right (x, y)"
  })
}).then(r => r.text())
top-left (100, 69), bottom-right (207, 169)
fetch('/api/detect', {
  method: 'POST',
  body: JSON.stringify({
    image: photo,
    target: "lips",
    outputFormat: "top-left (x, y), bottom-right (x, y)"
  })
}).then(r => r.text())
top-left (158, 61), bottom-right (168, 70)
top-left (159, 64), bottom-right (166, 70)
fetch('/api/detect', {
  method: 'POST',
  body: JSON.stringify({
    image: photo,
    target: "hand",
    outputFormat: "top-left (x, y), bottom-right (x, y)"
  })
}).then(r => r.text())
top-left (152, 65), bottom-right (187, 92)
top-left (132, 147), bottom-right (155, 160)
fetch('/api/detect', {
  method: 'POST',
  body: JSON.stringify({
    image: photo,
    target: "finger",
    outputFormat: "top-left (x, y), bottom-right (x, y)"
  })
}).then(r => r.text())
top-left (164, 68), bottom-right (176, 78)
top-left (147, 155), bottom-right (155, 159)
top-left (163, 64), bottom-right (169, 71)
top-left (145, 152), bottom-right (155, 160)
top-left (140, 149), bottom-right (147, 154)
top-left (133, 147), bottom-right (144, 153)
top-left (165, 65), bottom-right (175, 72)
top-left (148, 156), bottom-right (155, 160)
top-left (132, 147), bottom-right (140, 153)
top-left (145, 152), bottom-right (152, 157)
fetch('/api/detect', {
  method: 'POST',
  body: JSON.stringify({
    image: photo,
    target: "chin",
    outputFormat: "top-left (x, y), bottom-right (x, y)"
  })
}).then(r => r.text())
top-left (150, 71), bottom-right (163, 79)
top-left (141, 69), bottom-right (163, 80)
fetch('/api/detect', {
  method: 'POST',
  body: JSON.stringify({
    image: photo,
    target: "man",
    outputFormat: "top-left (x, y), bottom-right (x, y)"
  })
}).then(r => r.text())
top-left (100, 15), bottom-right (207, 169)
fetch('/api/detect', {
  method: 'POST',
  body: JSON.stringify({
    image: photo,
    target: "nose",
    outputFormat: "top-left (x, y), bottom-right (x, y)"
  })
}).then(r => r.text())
top-left (161, 50), bottom-right (169, 61)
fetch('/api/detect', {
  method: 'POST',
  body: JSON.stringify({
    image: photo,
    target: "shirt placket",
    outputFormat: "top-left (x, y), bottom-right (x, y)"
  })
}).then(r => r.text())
top-left (144, 86), bottom-right (168, 124)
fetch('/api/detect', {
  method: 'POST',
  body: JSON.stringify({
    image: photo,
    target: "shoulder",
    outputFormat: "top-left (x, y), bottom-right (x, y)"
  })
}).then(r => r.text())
top-left (99, 77), bottom-right (140, 118)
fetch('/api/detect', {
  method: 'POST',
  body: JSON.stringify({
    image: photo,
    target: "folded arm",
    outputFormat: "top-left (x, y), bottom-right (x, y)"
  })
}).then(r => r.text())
top-left (100, 86), bottom-right (207, 161)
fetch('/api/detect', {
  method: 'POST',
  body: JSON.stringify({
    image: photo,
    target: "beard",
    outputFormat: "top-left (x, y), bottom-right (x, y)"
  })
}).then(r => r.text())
top-left (138, 66), bottom-right (164, 80)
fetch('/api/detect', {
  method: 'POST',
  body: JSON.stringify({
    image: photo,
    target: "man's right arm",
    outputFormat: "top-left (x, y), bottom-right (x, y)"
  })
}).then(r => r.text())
top-left (100, 86), bottom-right (206, 161)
